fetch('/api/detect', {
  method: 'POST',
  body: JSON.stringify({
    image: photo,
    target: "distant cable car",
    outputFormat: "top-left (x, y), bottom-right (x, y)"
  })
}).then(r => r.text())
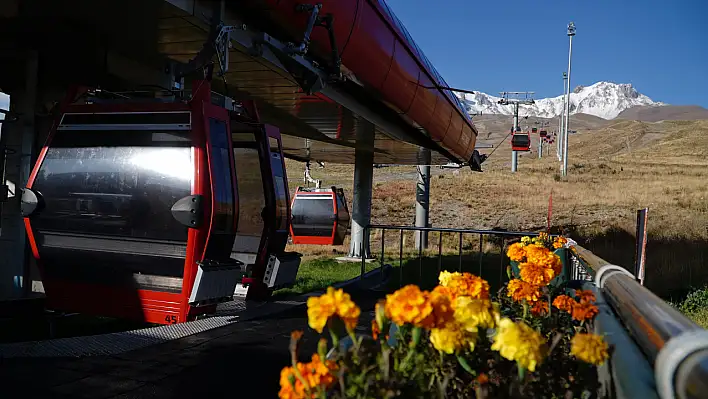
top-left (290, 186), bottom-right (350, 245)
top-left (21, 80), bottom-right (300, 325)
top-left (532, 127), bottom-right (538, 133)
top-left (539, 130), bottom-right (548, 137)
top-left (511, 131), bottom-right (531, 152)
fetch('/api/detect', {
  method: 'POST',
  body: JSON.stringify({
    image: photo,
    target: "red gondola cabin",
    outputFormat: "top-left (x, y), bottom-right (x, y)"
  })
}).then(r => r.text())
top-left (290, 187), bottom-right (350, 245)
top-left (21, 82), bottom-right (300, 325)
top-left (511, 132), bottom-right (531, 152)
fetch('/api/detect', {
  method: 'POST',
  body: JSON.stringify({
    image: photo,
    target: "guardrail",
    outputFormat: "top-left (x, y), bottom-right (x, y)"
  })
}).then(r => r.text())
top-left (360, 224), bottom-right (591, 288)
top-left (571, 243), bottom-right (708, 399)
top-left (358, 224), bottom-right (708, 399)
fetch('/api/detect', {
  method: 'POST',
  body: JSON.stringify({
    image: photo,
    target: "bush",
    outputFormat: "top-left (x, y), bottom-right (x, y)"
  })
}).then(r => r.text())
top-left (279, 234), bottom-right (610, 398)
top-left (679, 286), bottom-right (708, 314)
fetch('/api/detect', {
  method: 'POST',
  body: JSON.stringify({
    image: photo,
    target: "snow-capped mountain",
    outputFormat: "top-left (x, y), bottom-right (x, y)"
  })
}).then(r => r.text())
top-left (459, 82), bottom-right (664, 120)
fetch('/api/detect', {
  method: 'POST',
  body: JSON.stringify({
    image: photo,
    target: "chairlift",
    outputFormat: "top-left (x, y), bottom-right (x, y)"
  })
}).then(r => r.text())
top-left (290, 186), bottom-right (350, 245)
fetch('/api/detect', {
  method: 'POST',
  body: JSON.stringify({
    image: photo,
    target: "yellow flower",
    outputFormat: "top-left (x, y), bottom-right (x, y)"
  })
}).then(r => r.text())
top-left (506, 242), bottom-right (526, 262)
top-left (453, 296), bottom-right (499, 332)
top-left (518, 261), bottom-right (556, 286)
top-left (521, 236), bottom-right (531, 245)
top-left (571, 333), bottom-right (609, 365)
top-left (384, 285), bottom-right (434, 328)
top-left (438, 271), bottom-right (490, 300)
top-left (306, 287), bottom-right (361, 333)
top-left (506, 279), bottom-right (542, 303)
top-left (430, 322), bottom-right (477, 354)
top-left (491, 318), bottom-right (548, 372)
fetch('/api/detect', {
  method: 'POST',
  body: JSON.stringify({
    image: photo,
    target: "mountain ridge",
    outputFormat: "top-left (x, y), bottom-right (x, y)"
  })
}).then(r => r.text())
top-left (459, 81), bottom-right (663, 120)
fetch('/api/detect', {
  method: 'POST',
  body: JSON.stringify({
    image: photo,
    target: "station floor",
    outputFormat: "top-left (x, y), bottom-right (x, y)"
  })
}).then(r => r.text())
top-left (0, 290), bottom-right (382, 398)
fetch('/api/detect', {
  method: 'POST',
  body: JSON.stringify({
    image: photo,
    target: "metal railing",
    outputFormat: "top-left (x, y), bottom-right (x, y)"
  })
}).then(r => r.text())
top-left (356, 224), bottom-right (708, 399)
top-left (360, 224), bottom-right (591, 289)
top-left (570, 243), bottom-right (708, 399)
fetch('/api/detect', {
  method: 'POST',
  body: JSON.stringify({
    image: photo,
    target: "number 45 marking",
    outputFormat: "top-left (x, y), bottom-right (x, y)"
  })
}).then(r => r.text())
top-left (165, 315), bottom-right (178, 324)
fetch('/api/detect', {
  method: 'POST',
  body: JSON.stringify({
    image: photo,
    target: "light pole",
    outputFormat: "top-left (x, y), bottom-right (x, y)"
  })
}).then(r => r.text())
top-left (558, 72), bottom-right (567, 162)
top-left (561, 22), bottom-right (575, 177)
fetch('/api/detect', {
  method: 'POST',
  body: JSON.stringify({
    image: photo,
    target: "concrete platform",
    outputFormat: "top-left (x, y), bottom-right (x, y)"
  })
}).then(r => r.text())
top-left (0, 288), bottom-right (384, 399)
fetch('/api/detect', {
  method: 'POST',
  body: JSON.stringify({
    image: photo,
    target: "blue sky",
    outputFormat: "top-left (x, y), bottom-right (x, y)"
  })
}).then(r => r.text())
top-left (386, 0), bottom-right (708, 107)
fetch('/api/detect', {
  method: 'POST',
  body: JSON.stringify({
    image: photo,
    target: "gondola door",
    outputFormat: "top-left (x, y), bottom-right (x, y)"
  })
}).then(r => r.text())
top-left (184, 99), bottom-right (243, 313)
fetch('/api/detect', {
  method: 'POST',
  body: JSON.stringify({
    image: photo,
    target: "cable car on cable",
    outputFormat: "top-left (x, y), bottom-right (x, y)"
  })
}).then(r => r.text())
top-left (290, 185), bottom-right (350, 245)
top-left (531, 127), bottom-right (538, 133)
top-left (511, 130), bottom-right (531, 152)
top-left (539, 129), bottom-right (548, 138)
top-left (21, 80), bottom-right (300, 325)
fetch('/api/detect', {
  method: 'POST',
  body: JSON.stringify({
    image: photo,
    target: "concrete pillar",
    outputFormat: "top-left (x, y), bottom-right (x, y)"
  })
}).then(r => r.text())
top-left (414, 147), bottom-right (431, 250)
top-left (348, 121), bottom-right (375, 259)
top-left (0, 50), bottom-right (37, 299)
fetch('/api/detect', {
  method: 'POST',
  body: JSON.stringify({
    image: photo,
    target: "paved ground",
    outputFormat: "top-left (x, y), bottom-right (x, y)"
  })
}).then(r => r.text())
top-left (0, 289), bottom-right (383, 399)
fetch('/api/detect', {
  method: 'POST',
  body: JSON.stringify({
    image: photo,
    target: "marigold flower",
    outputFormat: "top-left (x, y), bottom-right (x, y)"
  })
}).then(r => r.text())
top-left (429, 285), bottom-right (456, 328)
top-left (552, 295), bottom-right (577, 313)
top-left (430, 322), bottom-right (477, 354)
top-left (553, 236), bottom-right (568, 249)
top-left (524, 244), bottom-right (563, 276)
top-left (571, 301), bottom-right (599, 322)
top-left (306, 287), bottom-right (361, 333)
top-left (453, 296), bottom-right (499, 332)
top-left (371, 319), bottom-right (380, 340)
top-left (530, 300), bottom-right (549, 317)
top-left (278, 354), bottom-right (338, 399)
top-left (575, 289), bottom-right (596, 304)
top-left (384, 285), bottom-right (435, 328)
top-left (507, 279), bottom-right (542, 303)
top-left (571, 333), bottom-right (609, 365)
top-left (506, 242), bottom-right (527, 262)
top-left (439, 271), bottom-right (490, 300)
top-left (518, 261), bottom-right (556, 286)
top-left (491, 318), bottom-right (548, 372)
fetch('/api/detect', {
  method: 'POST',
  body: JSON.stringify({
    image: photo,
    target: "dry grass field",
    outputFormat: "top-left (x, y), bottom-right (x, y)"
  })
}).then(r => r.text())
top-left (284, 119), bottom-right (708, 298)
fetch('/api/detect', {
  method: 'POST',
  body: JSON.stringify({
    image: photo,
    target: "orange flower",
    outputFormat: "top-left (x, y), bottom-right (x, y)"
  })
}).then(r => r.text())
top-left (279, 354), bottom-right (338, 399)
top-left (524, 244), bottom-right (563, 276)
top-left (384, 285), bottom-right (435, 328)
top-left (553, 295), bottom-right (577, 313)
top-left (506, 279), bottom-right (542, 303)
top-left (506, 242), bottom-right (526, 262)
top-left (519, 261), bottom-right (556, 286)
top-left (371, 319), bottom-right (380, 340)
top-left (571, 301), bottom-right (599, 322)
top-left (439, 271), bottom-right (490, 300)
top-left (531, 300), bottom-right (549, 317)
top-left (575, 289), bottom-right (596, 304)
top-left (430, 285), bottom-right (456, 328)
top-left (553, 236), bottom-right (568, 249)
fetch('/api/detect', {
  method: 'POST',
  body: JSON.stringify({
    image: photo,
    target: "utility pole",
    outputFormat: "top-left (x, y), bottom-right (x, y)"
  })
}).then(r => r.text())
top-left (535, 121), bottom-right (549, 159)
top-left (562, 22), bottom-right (576, 177)
top-left (558, 72), bottom-right (567, 162)
top-left (498, 91), bottom-right (535, 173)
